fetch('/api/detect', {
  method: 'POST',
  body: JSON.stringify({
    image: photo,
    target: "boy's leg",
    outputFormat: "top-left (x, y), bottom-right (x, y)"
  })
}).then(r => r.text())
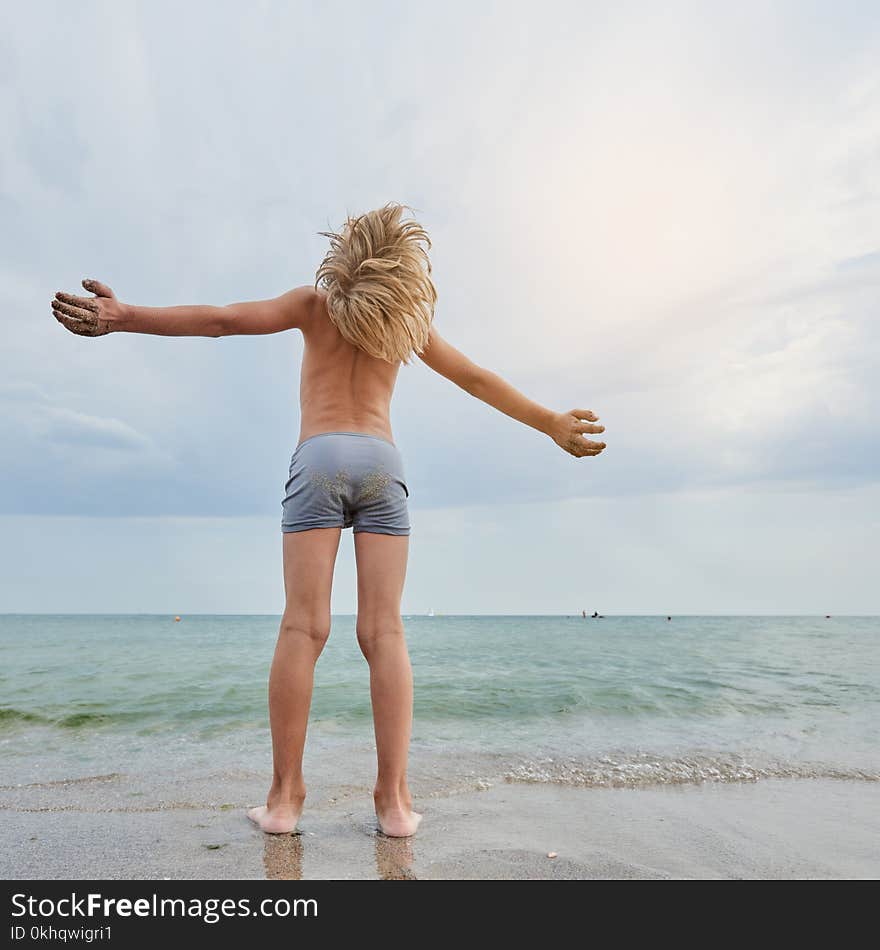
top-left (248, 526), bottom-right (341, 834)
top-left (353, 530), bottom-right (421, 837)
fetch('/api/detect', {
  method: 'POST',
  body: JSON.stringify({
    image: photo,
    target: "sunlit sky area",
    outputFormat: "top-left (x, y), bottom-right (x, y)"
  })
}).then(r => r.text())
top-left (1, 1), bottom-right (877, 613)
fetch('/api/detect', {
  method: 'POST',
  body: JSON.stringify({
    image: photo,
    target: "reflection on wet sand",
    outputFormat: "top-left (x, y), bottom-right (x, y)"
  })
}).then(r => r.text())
top-left (375, 833), bottom-right (417, 880)
top-left (262, 832), bottom-right (303, 880)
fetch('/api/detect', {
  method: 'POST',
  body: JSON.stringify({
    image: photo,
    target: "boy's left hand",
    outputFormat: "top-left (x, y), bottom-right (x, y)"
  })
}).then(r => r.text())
top-left (51, 279), bottom-right (122, 337)
top-left (549, 408), bottom-right (607, 458)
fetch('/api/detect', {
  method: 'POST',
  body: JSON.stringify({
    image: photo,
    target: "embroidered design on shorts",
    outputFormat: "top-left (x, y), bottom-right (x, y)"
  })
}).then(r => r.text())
top-left (356, 467), bottom-right (392, 503)
top-left (310, 469), bottom-right (350, 498)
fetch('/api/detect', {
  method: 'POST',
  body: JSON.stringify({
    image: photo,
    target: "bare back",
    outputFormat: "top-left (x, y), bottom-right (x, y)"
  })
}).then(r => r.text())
top-left (297, 289), bottom-right (401, 446)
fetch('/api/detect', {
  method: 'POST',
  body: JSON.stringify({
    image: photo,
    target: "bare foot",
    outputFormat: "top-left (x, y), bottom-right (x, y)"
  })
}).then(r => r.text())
top-left (374, 791), bottom-right (422, 837)
top-left (376, 806), bottom-right (422, 837)
top-left (246, 802), bottom-right (302, 835)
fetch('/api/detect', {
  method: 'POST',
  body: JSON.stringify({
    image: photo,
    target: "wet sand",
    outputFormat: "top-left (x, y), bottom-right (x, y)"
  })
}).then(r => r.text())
top-left (2, 776), bottom-right (878, 879)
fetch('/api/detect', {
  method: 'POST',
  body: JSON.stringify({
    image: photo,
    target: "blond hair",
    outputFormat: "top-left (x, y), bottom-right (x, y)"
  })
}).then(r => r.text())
top-left (314, 202), bottom-right (437, 364)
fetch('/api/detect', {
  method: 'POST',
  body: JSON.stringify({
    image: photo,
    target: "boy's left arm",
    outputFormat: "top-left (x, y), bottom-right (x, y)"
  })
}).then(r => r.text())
top-left (52, 280), bottom-right (316, 338)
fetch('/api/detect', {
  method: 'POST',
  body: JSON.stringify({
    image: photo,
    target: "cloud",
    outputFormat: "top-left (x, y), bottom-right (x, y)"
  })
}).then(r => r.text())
top-left (0, 1), bottom-right (877, 521)
top-left (0, 382), bottom-right (50, 403)
top-left (41, 407), bottom-right (154, 452)
top-left (0, 377), bottom-right (176, 516)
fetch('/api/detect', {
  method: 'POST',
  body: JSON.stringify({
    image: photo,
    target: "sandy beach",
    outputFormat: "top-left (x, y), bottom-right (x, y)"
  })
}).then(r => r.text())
top-left (2, 774), bottom-right (878, 880)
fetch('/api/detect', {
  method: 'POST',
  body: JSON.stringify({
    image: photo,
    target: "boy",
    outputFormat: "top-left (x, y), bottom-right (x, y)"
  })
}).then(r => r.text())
top-left (51, 202), bottom-right (606, 837)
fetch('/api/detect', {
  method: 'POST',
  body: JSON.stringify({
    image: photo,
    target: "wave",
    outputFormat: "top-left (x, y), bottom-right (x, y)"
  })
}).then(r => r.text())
top-left (0, 707), bottom-right (138, 729)
top-left (0, 708), bottom-right (44, 725)
top-left (0, 773), bottom-right (123, 791)
top-left (502, 752), bottom-right (880, 789)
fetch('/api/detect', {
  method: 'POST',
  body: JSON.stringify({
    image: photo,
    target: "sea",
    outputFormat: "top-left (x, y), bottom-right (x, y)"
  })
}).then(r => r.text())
top-left (1, 614), bottom-right (878, 795)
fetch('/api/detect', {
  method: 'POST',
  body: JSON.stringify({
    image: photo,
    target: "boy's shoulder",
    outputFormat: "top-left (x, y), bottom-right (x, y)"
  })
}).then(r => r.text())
top-left (273, 285), bottom-right (325, 333)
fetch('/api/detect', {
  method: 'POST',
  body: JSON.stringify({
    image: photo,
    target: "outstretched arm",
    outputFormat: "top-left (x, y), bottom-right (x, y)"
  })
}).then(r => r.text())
top-left (418, 326), bottom-right (606, 458)
top-left (52, 280), bottom-right (316, 338)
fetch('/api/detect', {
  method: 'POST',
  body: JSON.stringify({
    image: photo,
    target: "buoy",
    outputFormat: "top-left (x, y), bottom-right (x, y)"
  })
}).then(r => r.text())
top-left (174, 616), bottom-right (181, 622)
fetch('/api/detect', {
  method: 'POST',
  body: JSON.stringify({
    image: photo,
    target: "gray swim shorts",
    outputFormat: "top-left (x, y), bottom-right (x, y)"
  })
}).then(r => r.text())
top-left (281, 431), bottom-right (411, 536)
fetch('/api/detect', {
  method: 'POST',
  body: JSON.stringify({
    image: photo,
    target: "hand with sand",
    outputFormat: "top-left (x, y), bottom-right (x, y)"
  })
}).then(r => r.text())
top-left (548, 408), bottom-right (606, 457)
top-left (51, 279), bottom-right (121, 337)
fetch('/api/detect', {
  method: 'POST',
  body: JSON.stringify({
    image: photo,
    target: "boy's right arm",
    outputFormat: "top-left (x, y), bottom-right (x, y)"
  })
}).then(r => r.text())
top-left (51, 280), bottom-right (316, 337)
top-left (418, 327), bottom-right (606, 458)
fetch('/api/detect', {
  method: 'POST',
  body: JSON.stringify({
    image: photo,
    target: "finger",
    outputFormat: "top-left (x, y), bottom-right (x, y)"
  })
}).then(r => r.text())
top-left (576, 445), bottom-right (605, 457)
top-left (572, 408), bottom-right (599, 421)
top-left (52, 304), bottom-right (94, 327)
top-left (52, 299), bottom-right (97, 324)
top-left (82, 278), bottom-right (114, 298)
top-left (53, 311), bottom-right (96, 336)
top-left (575, 422), bottom-right (605, 434)
top-left (566, 438), bottom-right (605, 457)
top-left (55, 291), bottom-right (99, 312)
top-left (51, 306), bottom-right (88, 329)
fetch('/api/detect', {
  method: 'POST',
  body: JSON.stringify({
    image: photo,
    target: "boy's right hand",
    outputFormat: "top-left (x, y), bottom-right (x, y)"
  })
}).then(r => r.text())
top-left (549, 408), bottom-right (606, 458)
top-left (51, 279), bottom-right (122, 337)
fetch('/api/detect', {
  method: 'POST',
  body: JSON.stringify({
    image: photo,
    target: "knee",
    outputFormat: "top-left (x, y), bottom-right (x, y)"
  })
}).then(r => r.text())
top-left (279, 613), bottom-right (331, 651)
top-left (356, 615), bottom-right (405, 658)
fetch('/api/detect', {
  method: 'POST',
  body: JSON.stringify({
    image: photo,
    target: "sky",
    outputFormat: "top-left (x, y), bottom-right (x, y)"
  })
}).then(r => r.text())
top-left (1, 0), bottom-right (878, 614)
